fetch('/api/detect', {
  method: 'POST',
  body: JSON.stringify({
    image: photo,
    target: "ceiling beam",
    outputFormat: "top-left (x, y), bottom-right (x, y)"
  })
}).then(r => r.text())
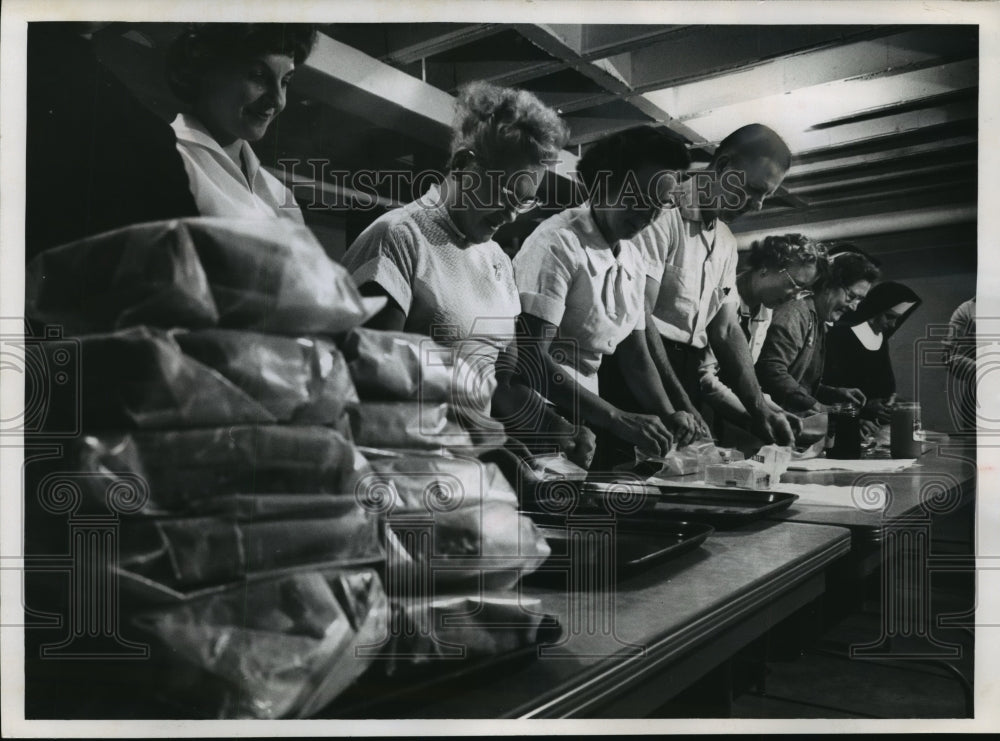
top-left (298, 33), bottom-right (456, 148)
top-left (792, 119), bottom-right (977, 164)
top-left (640, 26), bottom-right (976, 118)
top-left (787, 135), bottom-right (976, 178)
top-left (788, 160), bottom-right (975, 194)
top-left (803, 178), bottom-right (975, 209)
top-left (513, 23), bottom-right (711, 146)
top-left (298, 32), bottom-right (579, 180)
top-left (628, 25), bottom-right (891, 91)
top-left (383, 24), bottom-right (505, 65)
top-left (731, 187), bottom-right (975, 238)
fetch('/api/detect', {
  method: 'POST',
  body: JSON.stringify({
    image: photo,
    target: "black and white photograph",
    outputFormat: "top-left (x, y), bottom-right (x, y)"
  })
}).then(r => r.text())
top-left (1, 0), bottom-right (997, 734)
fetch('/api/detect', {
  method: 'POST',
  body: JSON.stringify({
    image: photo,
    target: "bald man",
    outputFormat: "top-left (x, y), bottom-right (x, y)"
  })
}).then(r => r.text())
top-left (635, 124), bottom-right (797, 446)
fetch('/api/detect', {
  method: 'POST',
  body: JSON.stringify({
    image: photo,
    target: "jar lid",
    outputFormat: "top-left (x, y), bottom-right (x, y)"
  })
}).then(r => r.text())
top-left (829, 402), bottom-right (860, 415)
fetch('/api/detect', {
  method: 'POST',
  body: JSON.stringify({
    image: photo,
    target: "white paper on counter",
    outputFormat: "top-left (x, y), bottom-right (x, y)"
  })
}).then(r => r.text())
top-left (785, 458), bottom-right (916, 473)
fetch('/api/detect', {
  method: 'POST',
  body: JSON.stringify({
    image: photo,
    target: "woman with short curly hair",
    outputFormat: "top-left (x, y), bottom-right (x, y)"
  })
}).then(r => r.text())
top-left (165, 23), bottom-right (317, 221)
top-left (342, 82), bottom-right (594, 466)
top-left (756, 249), bottom-right (881, 414)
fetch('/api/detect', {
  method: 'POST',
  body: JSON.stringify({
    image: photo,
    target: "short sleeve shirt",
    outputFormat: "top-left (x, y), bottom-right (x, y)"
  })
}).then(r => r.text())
top-left (636, 178), bottom-right (739, 349)
top-left (513, 206), bottom-right (646, 388)
top-left (171, 114), bottom-right (304, 223)
top-left (341, 184), bottom-right (521, 379)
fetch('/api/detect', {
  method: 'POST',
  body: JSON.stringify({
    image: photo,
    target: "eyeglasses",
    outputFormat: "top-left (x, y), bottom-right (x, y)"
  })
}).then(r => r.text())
top-left (781, 268), bottom-right (813, 300)
top-left (499, 183), bottom-right (539, 214)
top-left (459, 150), bottom-right (540, 214)
top-left (842, 285), bottom-right (866, 306)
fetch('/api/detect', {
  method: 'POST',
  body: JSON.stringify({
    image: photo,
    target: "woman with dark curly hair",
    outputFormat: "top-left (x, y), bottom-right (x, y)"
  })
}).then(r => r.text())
top-left (165, 23), bottom-right (317, 221)
top-left (756, 250), bottom-right (881, 414)
top-left (700, 233), bottom-right (825, 436)
top-left (342, 82), bottom-right (594, 467)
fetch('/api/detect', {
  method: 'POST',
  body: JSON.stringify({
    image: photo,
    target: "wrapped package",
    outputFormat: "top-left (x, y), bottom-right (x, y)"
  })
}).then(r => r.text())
top-left (185, 493), bottom-right (362, 519)
top-left (26, 217), bottom-right (372, 335)
top-left (351, 402), bottom-right (473, 450)
top-left (120, 508), bottom-right (381, 589)
top-left (174, 328), bottom-right (358, 430)
top-left (378, 593), bottom-right (560, 677)
top-left (363, 454), bottom-right (549, 589)
top-left (342, 328), bottom-right (492, 411)
top-left (704, 446), bottom-right (790, 489)
top-left (364, 453), bottom-right (515, 510)
top-left (130, 567), bottom-right (388, 719)
top-left (36, 327), bottom-right (275, 430)
top-left (26, 219), bottom-right (218, 335)
top-left (704, 461), bottom-right (772, 489)
top-left (73, 426), bottom-right (369, 514)
top-left (749, 444), bottom-right (793, 479)
top-left (188, 217), bottom-right (371, 334)
top-left (526, 453), bottom-right (588, 482)
top-left (636, 441), bottom-right (744, 477)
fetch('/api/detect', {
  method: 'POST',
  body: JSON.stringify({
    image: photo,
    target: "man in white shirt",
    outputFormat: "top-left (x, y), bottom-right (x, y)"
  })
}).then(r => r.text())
top-left (637, 124), bottom-right (797, 445)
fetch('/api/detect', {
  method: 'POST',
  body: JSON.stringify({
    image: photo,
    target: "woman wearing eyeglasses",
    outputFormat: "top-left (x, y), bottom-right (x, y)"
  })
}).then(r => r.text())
top-left (342, 82), bottom-right (595, 466)
top-left (511, 126), bottom-right (693, 460)
top-left (755, 250), bottom-right (880, 415)
top-left (700, 234), bottom-right (824, 434)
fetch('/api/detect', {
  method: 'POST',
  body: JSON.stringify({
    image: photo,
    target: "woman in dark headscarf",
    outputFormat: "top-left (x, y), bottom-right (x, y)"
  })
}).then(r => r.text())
top-left (824, 281), bottom-right (922, 431)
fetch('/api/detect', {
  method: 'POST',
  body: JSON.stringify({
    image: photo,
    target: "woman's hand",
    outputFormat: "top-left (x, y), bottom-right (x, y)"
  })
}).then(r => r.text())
top-left (548, 415), bottom-right (597, 469)
top-left (865, 399), bottom-right (894, 424)
top-left (664, 411), bottom-right (708, 447)
top-left (611, 411), bottom-right (673, 457)
top-left (829, 387), bottom-right (868, 406)
top-left (860, 419), bottom-right (881, 439)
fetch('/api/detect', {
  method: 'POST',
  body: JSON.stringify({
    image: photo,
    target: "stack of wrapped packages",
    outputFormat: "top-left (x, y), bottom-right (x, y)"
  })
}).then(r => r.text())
top-left (339, 326), bottom-right (556, 680)
top-left (26, 218), bottom-right (390, 718)
top-left (26, 216), bottom-right (558, 713)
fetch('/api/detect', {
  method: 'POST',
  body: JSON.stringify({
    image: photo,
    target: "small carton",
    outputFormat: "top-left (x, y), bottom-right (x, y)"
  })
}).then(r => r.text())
top-left (704, 461), bottom-right (772, 489)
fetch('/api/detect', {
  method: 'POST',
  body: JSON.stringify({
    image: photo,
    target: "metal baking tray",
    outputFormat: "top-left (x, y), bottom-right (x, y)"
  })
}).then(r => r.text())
top-left (523, 477), bottom-right (661, 517)
top-left (521, 513), bottom-right (714, 579)
top-left (650, 486), bottom-right (799, 527)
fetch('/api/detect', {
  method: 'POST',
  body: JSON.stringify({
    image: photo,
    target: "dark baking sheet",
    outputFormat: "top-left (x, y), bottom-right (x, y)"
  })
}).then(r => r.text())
top-left (524, 478), bottom-right (661, 516)
top-left (650, 486), bottom-right (799, 527)
top-left (521, 514), bottom-right (714, 580)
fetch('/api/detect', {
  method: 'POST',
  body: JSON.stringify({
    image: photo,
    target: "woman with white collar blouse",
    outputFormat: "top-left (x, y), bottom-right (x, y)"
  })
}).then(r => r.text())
top-left (165, 23), bottom-right (316, 222)
top-left (513, 126), bottom-right (698, 460)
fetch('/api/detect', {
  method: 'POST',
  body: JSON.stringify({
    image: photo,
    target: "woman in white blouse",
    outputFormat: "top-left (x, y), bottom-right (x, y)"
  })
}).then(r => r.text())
top-left (342, 81), bottom-right (594, 467)
top-left (513, 126), bottom-right (698, 459)
top-left (165, 24), bottom-right (316, 222)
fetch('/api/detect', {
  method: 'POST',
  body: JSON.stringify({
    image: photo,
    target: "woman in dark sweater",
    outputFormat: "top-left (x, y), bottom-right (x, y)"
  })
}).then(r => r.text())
top-left (755, 251), bottom-right (881, 415)
top-left (825, 281), bottom-right (922, 430)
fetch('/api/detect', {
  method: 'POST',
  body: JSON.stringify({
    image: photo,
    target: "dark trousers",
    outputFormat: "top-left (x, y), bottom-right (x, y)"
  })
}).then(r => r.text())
top-left (591, 337), bottom-right (708, 471)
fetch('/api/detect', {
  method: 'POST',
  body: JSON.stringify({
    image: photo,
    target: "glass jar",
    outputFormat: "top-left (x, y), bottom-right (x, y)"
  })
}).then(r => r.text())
top-left (827, 402), bottom-right (862, 459)
top-left (890, 401), bottom-right (922, 458)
